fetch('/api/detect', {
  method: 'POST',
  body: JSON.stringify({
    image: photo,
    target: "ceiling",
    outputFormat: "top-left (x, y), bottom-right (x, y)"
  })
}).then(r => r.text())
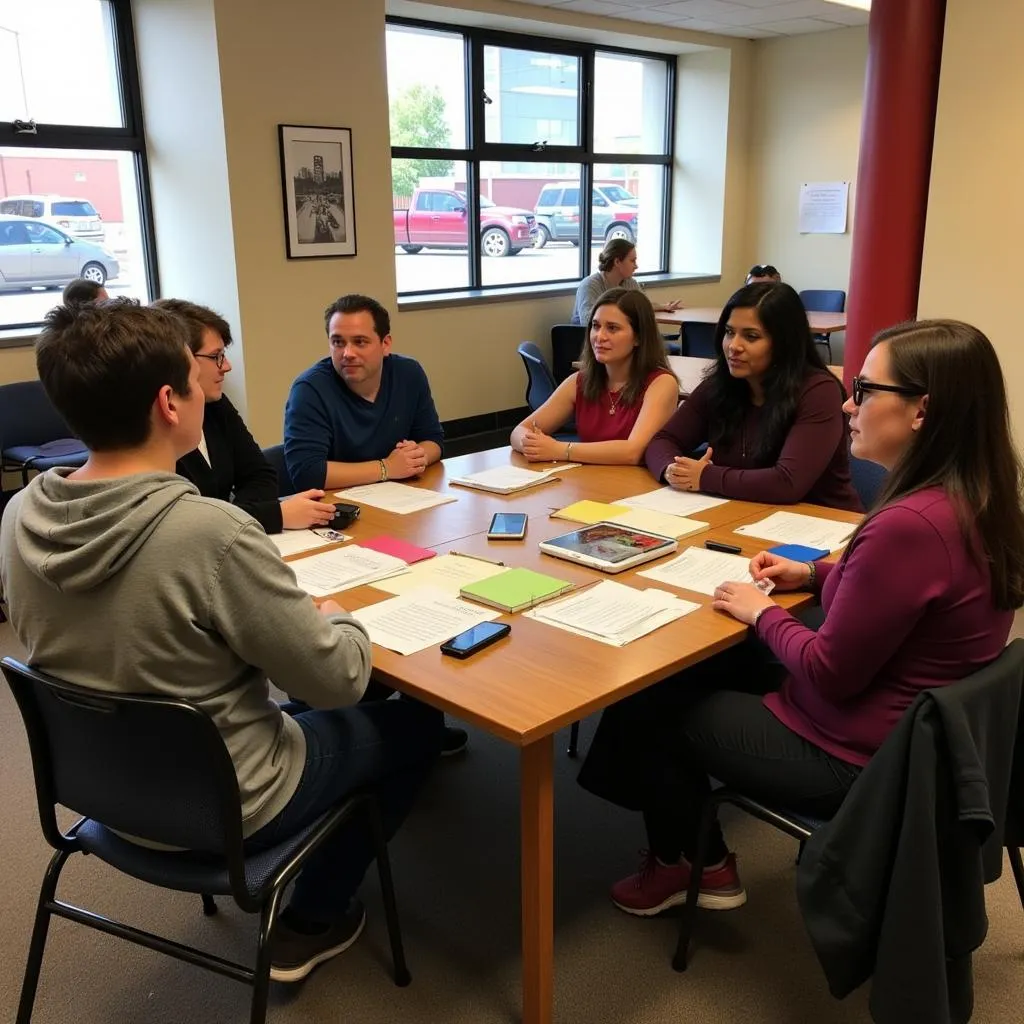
top-left (499, 0), bottom-right (869, 39)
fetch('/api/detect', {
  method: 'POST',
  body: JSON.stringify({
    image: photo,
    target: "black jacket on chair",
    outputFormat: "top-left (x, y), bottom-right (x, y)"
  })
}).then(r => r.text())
top-left (176, 397), bottom-right (283, 534)
top-left (796, 649), bottom-right (1024, 1024)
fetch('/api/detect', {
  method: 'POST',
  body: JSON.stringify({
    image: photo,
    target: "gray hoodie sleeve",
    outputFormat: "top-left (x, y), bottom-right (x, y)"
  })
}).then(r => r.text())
top-left (208, 522), bottom-right (372, 708)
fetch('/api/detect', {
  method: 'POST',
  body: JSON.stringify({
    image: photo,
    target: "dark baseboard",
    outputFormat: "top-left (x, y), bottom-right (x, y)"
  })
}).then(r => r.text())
top-left (441, 406), bottom-right (528, 456)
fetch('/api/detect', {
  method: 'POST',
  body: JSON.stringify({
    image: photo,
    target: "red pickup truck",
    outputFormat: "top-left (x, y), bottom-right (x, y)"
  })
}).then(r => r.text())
top-left (394, 189), bottom-right (536, 258)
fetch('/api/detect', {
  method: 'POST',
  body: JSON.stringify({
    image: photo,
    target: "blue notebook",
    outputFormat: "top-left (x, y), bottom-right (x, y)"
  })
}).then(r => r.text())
top-left (768, 543), bottom-right (829, 562)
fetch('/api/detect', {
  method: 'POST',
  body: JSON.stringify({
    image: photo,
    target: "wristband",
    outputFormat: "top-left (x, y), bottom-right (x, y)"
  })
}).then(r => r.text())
top-left (566, 442), bottom-right (574, 462)
top-left (805, 561), bottom-right (817, 589)
top-left (752, 606), bottom-right (769, 629)
top-left (379, 459), bottom-right (388, 482)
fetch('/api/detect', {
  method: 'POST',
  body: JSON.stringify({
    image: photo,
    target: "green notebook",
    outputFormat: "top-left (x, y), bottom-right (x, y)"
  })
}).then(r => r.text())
top-left (460, 567), bottom-right (574, 613)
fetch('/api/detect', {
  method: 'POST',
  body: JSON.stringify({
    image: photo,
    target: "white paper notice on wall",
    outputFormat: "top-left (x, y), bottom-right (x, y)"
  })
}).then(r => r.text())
top-left (798, 182), bottom-right (849, 234)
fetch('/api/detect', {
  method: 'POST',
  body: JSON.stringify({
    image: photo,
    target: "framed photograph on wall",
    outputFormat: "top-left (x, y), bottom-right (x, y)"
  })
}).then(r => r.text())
top-left (278, 124), bottom-right (356, 258)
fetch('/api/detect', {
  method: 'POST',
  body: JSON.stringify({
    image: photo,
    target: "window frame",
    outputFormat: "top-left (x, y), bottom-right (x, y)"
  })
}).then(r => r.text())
top-left (387, 15), bottom-right (676, 300)
top-left (0, 0), bottom-right (158, 333)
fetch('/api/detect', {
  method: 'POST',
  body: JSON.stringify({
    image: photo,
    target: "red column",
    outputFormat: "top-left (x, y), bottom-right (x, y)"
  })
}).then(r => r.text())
top-left (843, 0), bottom-right (947, 388)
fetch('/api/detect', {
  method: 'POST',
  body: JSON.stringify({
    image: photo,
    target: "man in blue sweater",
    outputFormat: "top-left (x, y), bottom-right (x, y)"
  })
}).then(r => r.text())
top-left (284, 294), bottom-right (444, 491)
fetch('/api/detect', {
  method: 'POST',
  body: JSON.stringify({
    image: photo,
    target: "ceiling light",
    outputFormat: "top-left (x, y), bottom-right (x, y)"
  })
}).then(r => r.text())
top-left (824, 0), bottom-right (871, 10)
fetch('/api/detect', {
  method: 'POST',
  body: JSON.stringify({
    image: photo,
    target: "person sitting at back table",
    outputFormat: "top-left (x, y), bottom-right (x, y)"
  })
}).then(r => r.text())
top-left (62, 277), bottom-right (108, 304)
top-left (511, 288), bottom-right (679, 465)
top-left (0, 299), bottom-right (442, 983)
top-left (645, 282), bottom-right (860, 511)
top-left (284, 293), bottom-right (443, 492)
top-left (570, 238), bottom-right (681, 327)
top-left (577, 317), bottom-right (1024, 917)
top-left (153, 299), bottom-right (336, 533)
top-left (745, 263), bottom-right (782, 285)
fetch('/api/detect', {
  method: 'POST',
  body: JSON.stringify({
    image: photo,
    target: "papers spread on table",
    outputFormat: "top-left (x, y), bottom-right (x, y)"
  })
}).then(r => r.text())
top-left (351, 587), bottom-right (502, 656)
top-left (288, 546), bottom-right (410, 598)
top-left (604, 507), bottom-right (710, 541)
top-left (638, 546), bottom-right (758, 597)
top-left (370, 554), bottom-right (507, 597)
top-left (269, 530), bottom-right (349, 558)
top-left (619, 487), bottom-right (730, 517)
top-left (551, 500), bottom-right (629, 525)
top-left (333, 482), bottom-right (457, 515)
top-left (734, 511), bottom-right (855, 552)
top-left (524, 579), bottom-right (699, 647)
top-left (448, 464), bottom-right (576, 495)
top-left (459, 567), bottom-right (574, 613)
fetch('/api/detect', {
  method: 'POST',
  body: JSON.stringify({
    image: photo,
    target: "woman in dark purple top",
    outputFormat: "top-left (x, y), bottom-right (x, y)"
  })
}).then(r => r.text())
top-left (645, 282), bottom-right (861, 511)
top-left (578, 319), bottom-right (1024, 917)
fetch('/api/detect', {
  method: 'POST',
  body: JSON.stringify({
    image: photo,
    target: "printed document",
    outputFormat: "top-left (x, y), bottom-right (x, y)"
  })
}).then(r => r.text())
top-left (638, 546), bottom-right (757, 597)
top-left (371, 554), bottom-right (507, 597)
top-left (619, 487), bottom-right (730, 517)
top-left (288, 546), bottom-right (410, 598)
top-left (735, 511), bottom-right (855, 552)
top-left (333, 482), bottom-right (457, 514)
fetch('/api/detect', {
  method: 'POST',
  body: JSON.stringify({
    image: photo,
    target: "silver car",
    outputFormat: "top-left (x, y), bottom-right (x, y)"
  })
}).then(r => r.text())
top-left (0, 214), bottom-right (119, 292)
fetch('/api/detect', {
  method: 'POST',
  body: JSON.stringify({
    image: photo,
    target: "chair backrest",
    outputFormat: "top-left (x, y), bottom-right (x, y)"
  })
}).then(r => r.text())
top-left (0, 657), bottom-right (246, 872)
top-left (0, 380), bottom-right (78, 450)
top-left (262, 443), bottom-right (294, 498)
top-left (849, 455), bottom-right (887, 509)
top-left (517, 341), bottom-right (557, 411)
top-left (682, 321), bottom-right (718, 359)
top-left (799, 289), bottom-right (846, 313)
top-left (550, 324), bottom-right (587, 383)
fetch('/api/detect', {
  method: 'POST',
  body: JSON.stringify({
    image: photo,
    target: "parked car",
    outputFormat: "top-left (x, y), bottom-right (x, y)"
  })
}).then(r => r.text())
top-left (0, 194), bottom-right (105, 242)
top-left (394, 188), bottom-right (536, 257)
top-left (0, 215), bottom-right (119, 292)
top-left (532, 182), bottom-right (638, 248)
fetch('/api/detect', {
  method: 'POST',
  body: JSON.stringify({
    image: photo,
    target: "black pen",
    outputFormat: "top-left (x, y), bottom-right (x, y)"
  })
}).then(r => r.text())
top-left (705, 540), bottom-right (742, 555)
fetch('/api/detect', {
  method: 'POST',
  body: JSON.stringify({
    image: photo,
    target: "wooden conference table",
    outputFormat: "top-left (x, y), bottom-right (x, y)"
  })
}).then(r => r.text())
top-left (282, 449), bottom-right (861, 1024)
top-left (655, 306), bottom-right (847, 336)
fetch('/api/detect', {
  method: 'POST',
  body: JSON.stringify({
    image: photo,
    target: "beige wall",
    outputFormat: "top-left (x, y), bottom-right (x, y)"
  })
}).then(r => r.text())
top-left (749, 26), bottom-right (866, 293)
top-left (919, 0), bottom-right (1024, 438)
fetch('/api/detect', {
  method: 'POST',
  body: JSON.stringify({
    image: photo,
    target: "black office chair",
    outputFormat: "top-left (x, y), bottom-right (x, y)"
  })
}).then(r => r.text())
top-left (799, 289), bottom-right (846, 364)
top-left (262, 443), bottom-right (294, 498)
top-left (517, 342), bottom-right (558, 410)
top-left (1, 656), bottom-right (411, 1024)
top-left (0, 380), bottom-right (88, 492)
top-left (682, 322), bottom-right (717, 359)
top-left (550, 324), bottom-right (586, 384)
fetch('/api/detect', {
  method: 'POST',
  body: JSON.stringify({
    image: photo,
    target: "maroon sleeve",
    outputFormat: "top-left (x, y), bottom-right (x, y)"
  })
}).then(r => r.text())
top-left (754, 507), bottom-right (949, 703)
top-left (643, 380), bottom-right (711, 482)
top-left (698, 373), bottom-right (845, 502)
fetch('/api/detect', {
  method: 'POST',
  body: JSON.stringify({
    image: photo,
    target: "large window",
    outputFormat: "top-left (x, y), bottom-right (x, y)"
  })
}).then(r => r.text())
top-left (0, 0), bottom-right (156, 332)
top-left (387, 19), bottom-right (674, 298)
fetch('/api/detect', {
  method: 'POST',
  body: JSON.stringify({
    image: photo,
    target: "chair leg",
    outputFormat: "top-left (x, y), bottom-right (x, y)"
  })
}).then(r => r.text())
top-left (201, 893), bottom-right (218, 916)
top-left (1008, 846), bottom-right (1024, 912)
top-left (17, 848), bottom-right (72, 1024)
top-left (250, 887), bottom-right (284, 1024)
top-left (672, 798), bottom-right (721, 973)
top-left (567, 721), bottom-right (580, 759)
top-left (368, 797), bottom-right (411, 987)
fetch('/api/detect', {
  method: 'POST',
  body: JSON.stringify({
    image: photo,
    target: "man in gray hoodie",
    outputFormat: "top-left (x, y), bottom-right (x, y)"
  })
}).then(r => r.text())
top-left (0, 299), bottom-right (442, 983)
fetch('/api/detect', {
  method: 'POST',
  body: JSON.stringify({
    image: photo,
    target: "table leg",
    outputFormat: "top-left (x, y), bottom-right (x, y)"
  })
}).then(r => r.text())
top-left (521, 735), bottom-right (554, 1024)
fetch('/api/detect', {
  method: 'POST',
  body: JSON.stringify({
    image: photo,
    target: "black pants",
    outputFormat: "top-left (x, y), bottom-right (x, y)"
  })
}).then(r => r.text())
top-left (577, 639), bottom-right (861, 863)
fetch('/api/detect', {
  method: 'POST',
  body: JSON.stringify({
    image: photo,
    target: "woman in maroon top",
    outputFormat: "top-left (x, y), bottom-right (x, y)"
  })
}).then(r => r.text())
top-left (645, 282), bottom-right (861, 511)
top-left (578, 319), bottom-right (1024, 916)
top-left (510, 288), bottom-right (678, 465)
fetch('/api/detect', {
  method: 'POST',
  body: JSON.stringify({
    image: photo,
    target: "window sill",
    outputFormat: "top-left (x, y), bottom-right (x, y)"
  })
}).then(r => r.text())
top-left (396, 272), bottom-right (720, 312)
top-left (0, 329), bottom-right (39, 349)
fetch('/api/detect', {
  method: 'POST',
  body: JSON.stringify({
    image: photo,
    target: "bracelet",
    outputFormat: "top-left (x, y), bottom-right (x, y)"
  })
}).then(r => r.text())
top-left (378, 459), bottom-right (388, 482)
top-left (805, 561), bottom-right (817, 589)
top-left (566, 442), bottom-right (574, 462)
top-left (752, 606), bottom-right (769, 629)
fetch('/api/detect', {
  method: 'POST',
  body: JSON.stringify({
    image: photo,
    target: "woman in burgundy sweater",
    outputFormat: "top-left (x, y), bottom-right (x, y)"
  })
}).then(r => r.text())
top-left (510, 288), bottom-right (678, 465)
top-left (645, 282), bottom-right (861, 511)
top-left (578, 319), bottom-right (1024, 915)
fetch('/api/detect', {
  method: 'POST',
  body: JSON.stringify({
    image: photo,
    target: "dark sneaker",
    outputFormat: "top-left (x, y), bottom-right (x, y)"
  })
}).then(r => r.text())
top-left (441, 725), bottom-right (469, 757)
top-left (610, 851), bottom-right (746, 916)
top-left (269, 900), bottom-right (366, 983)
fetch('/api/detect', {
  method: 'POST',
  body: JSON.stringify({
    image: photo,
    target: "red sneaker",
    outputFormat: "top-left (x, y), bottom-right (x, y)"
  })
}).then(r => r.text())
top-left (610, 850), bottom-right (747, 916)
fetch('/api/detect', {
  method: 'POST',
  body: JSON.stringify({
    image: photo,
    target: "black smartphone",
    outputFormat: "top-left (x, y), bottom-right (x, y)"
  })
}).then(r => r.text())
top-left (440, 621), bottom-right (511, 659)
top-left (487, 512), bottom-right (528, 540)
top-left (331, 502), bottom-right (361, 529)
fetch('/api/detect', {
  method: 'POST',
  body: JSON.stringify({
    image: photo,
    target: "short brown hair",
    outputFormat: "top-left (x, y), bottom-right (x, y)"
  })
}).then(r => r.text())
top-left (151, 298), bottom-right (233, 354)
top-left (323, 294), bottom-right (390, 339)
top-left (597, 238), bottom-right (635, 274)
top-left (62, 278), bottom-right (105, 305)
top-left (36, 299), bottom-right (193, 452)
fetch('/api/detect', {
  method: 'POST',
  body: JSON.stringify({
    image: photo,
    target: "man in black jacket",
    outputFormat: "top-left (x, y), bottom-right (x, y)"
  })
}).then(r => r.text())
top-left (154, 299), bottom-right (336, 533)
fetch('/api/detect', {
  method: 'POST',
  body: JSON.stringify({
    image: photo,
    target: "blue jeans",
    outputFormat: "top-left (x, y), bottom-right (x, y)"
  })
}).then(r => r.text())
top-left (245, 696), bottom-right (443, 922)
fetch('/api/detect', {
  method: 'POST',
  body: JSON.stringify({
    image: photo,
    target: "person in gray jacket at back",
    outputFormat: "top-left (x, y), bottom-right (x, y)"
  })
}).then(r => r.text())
top-left (0, 299), bottom-right (443, 984)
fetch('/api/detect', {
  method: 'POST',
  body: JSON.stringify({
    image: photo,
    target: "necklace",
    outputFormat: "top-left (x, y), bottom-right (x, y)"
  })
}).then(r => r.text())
top-left (608, 386), bottom-right (624, 415)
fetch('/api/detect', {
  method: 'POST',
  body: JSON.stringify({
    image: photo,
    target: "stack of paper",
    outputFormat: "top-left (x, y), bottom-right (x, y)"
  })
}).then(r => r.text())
top-left (604, 507), bottom-right (710, 541)
top-left (525, 579), bottom-right (699, 647)
top-left (552, 500), bottom-right (629, 524)
top-left (269, 530), bottom-right (349, 558)
top-left (288, 545), bottom-right (410, 598)
top-left (619, 487), bottom-right (731, 517)
top-left (371, 554), bottom-right (507, 597)
top-left (735, 511), bottom-right (855, 552)
top-left (638, 546), bottom-right (757, 597)
top-left (351, 587), bottom-right (502, 656)
top-left (449, 464), bottom-right (575, 494)
top-left (460, 567), bottom-right (574, 613)
top-left (333, 482), bottom-right (457, 514)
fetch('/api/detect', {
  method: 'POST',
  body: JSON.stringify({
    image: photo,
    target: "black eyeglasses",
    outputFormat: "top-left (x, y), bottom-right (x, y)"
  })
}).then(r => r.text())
top-left (852, 376), bottom-right (925, 406)
top-left (195, 351), bottom-right (227, 369)
top-left (747, 264), bottom-right (778, 278)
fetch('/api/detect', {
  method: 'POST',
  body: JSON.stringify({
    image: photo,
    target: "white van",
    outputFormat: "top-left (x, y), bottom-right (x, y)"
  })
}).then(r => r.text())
top-left (0, 194), bottom-right (104, 242)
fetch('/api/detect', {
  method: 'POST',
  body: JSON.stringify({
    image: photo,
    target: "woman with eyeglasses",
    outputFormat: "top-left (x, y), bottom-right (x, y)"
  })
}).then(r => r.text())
top-left (153, 299), bottom-right (337, 533)
top-left (578, 318), bottom-right (1024, 916)
top-left (644, 282), bottom-right (861, 510)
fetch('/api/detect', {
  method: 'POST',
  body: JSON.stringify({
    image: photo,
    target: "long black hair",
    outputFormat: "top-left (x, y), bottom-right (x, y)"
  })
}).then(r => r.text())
top-left (704, 282), bottom-right (833, 460)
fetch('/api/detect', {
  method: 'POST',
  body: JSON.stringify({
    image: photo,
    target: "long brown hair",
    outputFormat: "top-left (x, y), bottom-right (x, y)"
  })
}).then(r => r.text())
top-left (854, 319), bottom-right (1024, 610)
top-left (577, 288), bottom-right (669, 407)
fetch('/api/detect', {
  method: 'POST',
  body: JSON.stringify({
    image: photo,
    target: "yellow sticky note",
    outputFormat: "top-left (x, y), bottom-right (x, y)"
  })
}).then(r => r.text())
top-left (552, 500), bottom-right (630, 525)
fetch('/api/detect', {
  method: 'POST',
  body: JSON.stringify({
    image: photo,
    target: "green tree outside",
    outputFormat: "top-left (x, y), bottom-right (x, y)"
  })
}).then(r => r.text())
top-left (390, 84), bottom-right (455, 197)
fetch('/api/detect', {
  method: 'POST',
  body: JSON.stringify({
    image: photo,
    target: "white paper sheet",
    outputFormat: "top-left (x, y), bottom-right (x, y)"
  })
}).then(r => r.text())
top-left (371, 554), bottom-right (508, 597)
top-left (605, 507), bottom-right (710, 540)
top-left (448, 463), bottom-right (577, 494)
top-left (288, 546), bottom-right (410, 598)
top-left (333, 482), bottom-right (457, 514)
top-left (269, 530), bottom-right (348, 558)
top-left (351, 587), bottom-right (502, 656)
top-left (638, 546), bottom-right (757, 597)
top-left (734, 511), bottom-right (855, 552)
top-left (798, 181), bottom-right (849, 234)
top-left (619, 487), bottom-right (730, 517)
